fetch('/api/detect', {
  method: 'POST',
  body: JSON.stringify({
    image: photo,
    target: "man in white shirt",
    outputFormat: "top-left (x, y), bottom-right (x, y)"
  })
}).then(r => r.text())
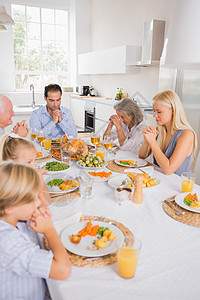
top-left (0, 94), bottom-right (29, 139)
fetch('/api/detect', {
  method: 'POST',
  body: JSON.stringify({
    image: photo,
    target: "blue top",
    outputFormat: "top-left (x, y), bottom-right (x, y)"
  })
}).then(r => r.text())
top-left (154, 130), bottom-right (193, 176)
top-left (29, 105), bottom-right (78, 139)
top-left (0, 220), bottom-right (53, 300)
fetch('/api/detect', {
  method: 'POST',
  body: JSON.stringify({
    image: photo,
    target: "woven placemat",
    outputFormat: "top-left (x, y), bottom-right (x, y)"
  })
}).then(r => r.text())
top-left (106, 159), bottom-right (152, 174)
top-left (36, 152), bottom-right (52, 162)
top-left (163, 196), bottom-right (200, 228)
top-left (51, 189), bottom-right (80, 203)
top-left (44, 215), bottom-right (133, 267)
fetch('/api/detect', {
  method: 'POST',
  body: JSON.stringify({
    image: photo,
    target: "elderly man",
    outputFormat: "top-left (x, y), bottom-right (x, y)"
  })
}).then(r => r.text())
top-left (29, 84), bottom-right (77, 139)
top-left (0, 94), bottom-right (29, 139)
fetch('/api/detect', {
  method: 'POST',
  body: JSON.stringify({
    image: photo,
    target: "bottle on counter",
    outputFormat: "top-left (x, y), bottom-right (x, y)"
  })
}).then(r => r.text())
top-left (118, 88), bottom-right (123, 100)
top-left (115, 88), bottom-right (120, 100)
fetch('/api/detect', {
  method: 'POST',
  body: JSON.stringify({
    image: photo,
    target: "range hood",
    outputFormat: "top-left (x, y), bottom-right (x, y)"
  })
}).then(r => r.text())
top-left (130, 20), bottom-right (165, 67)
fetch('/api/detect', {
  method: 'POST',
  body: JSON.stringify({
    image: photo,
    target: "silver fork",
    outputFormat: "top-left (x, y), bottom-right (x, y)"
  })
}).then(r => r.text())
top-left (165, 199), bottom-right (185, 215)
top-left (97, 216), bottom-right (105, 221)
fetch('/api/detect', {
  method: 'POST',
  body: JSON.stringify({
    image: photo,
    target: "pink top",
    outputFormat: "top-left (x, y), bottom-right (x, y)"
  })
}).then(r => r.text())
top-left (110, 120), bottom-right (147, 155)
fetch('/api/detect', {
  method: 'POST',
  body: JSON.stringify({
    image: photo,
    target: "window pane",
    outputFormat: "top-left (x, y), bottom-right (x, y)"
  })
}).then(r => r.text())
top-left (55, 10), bottom-right (68, 25)
top-left (13, 22), bottom-right (26, 39)
top-left (27, 6), bottom-right (40, 22)
top-left (43, 56), bottom-right (55, 71)
top-left (56, 74), bottom-right (69, 87)
top-left (42, 8), bottom-right (54, 24)
top-left (14, 39), bottom-right (27, 55)
top-left (15, 74), bottom-right (29, 90)
top-left (29, 56), bottom-right (41, 71)
top-left (42, 41), bottom-right (55, 56)
top-left (55, 25), bottom-right (68, 42)
top-left (27, 23), bottom-right (40, 39)
top-left (42, 24), bottom-right (55, 40)
top-left (28, 75), bottom-right (42, 90)
top-left (12, 5), bottom-right (26, 21)
top-left (43, 74), bottom-right (56, 86)
top-left (56, 42), bottom-right (68, 57)
top-left (56, 57), bottom-right (68, 72)
top-left (28, 40), bottom-right (41, 56)
top-left (14, 56), bottom-right (28, 70)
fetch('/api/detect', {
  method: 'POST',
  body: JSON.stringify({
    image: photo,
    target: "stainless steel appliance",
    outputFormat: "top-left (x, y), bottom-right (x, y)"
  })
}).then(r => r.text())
top-left (84, 102), bottom-right (96, 132)
top-left (76, 85), bottom-right (83, 95)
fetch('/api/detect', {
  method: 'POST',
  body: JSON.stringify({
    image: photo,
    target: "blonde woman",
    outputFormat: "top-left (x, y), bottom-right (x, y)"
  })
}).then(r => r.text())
top-left (1, 136), bottom-right (51, 206)
top-left (104, 98), bottom-right (147, 154)
top-left (0, 162), bottom-right (71, 299)
top-left (139, 90), bottom-right (197, 175)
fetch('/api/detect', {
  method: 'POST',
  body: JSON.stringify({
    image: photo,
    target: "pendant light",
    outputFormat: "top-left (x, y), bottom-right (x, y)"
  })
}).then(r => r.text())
top-left (0, 3), bottom-right (15, 25)
top-left (160, 0), bottom-right (200, 69)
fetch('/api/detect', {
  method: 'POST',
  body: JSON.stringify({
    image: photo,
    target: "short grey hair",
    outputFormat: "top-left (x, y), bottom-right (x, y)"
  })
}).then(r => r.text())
top-left (114, 98), bottom-right (144, 125)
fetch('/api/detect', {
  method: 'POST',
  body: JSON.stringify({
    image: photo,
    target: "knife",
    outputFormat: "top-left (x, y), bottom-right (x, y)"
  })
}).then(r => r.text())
top-left (83, 253), bottom-right (116, 261)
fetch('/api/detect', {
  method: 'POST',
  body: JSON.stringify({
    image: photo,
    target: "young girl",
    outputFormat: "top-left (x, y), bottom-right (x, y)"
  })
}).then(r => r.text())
top-left (0, 162), bottom-right (71, 299)
top-left (139, 90), bottom-right (197, 175)
top-left (1, 136), bottom-right (51, 206)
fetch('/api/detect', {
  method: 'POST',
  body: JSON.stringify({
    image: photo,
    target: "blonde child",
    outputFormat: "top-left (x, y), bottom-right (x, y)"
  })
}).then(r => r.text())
top-left (1, 136), bottom-right (51, 206)
top-left (0, 162), bottom-right (71, 299)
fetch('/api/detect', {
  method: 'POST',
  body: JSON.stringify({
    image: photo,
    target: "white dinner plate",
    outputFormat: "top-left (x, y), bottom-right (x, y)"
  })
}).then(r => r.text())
top-left (37, 159), bottom-right (70, 174)
top-left (108, 174), bottom-right (160, 189)
top-left (44, 175), bottom-right (79, 194)
top-left (77, 161), bottom-right (106, 170)
top-left (87, 169), bottom-right (113, 182)
top-left (61, 220), bottom-right (124, 257)
top-left (36, 151), bottom-right (49, 160)
top-left (175, 192), bottom-right (200, 213)
top-left (114, 158), bottom-right (147, 168)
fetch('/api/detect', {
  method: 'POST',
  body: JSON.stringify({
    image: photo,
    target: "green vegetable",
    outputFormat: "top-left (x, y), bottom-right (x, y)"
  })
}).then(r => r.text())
top-left (44, 161), bottom-right (69, 171)
top-left (97, 226), bottom-right (109, 236)
top-left (184, 198), bottom-right (194, 206)
top-left (119, 161), bottom-right (130, 165)
top-left (78, 155), bottom-right (105, 168)
top-left (47, 179), bottom-right (64, 187)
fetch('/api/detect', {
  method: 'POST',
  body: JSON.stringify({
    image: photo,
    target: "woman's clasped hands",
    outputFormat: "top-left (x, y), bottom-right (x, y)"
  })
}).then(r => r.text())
top-left (142, 126), bottom-right (158, 144)
top-left (109, 114), bottom-right (123, 129)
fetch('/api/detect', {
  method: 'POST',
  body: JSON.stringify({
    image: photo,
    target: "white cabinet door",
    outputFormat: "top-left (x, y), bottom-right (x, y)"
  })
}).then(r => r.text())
top-left (105, 46), bottom-right (126, 74)
top-left (70, 99), bottom-right (85, 128)
top-left (78, 53), bottom-right (90, 74)
top-left (96, 103), bottom-right (115, 121)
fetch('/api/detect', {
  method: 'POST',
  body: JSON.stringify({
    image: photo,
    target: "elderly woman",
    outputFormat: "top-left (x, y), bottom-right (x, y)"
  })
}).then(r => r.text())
top-left (104, 98), bottom-right (147, 154)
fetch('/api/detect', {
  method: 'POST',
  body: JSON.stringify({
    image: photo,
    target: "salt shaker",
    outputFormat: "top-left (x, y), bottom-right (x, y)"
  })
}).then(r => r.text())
top-left (132, 174), bottom-right (145, 204)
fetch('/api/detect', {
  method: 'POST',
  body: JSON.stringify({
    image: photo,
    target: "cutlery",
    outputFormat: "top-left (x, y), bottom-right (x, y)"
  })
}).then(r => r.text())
top-left (119, 178), bottom-right (129, 187)
top-left (83, 253), bottom-right (116, 261)
top-left (97, 216), bottom-right (105, 222)
top-left (164, 200), bottom-right (185, 215)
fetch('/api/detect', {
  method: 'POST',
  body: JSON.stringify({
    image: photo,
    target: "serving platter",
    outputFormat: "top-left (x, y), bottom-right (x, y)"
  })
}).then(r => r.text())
top-left (61, 220), bottom-right (124, 257)
top-left (37, 159), bottom-right (70, 174)
top-left (108, 174), bottom-right (160, 189)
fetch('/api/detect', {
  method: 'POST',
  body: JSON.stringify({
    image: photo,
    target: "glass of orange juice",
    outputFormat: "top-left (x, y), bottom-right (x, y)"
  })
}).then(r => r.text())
top-left (96, 145), bottom-right (105, 160)
top-left (116, 237), bottom-right (142, 279)
top-left (181, 172), bottom-right (196, 193)
top-left (44, 136), bottom-right (52, 150)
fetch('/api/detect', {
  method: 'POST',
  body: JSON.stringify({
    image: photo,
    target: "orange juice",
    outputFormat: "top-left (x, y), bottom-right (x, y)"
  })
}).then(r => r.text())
top-left (96, 150), bottom-right (105, 160)
top-left (117, 247), bottom-right (138, 278)
top-left (182, 180), bottom-right (194, 192)
top-left (104, 142), bottom-right (113, 149)
top-left (37, 136), bottom-right (46, 143)
top-left (44, 139), bottom-right (52, 150)
top-left (91, 137), bottom-right (100, 145)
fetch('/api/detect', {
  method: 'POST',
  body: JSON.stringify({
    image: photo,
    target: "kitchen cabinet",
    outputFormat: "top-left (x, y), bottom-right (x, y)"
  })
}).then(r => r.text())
top-left (78, 45), bottom-right (141, 75)
top-left (70, 98), bottom-right (85, 129)
top-left (95, 103), bottom-right (115, 132)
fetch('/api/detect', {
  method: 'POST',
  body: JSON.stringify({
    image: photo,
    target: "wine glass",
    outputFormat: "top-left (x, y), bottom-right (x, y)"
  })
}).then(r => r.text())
top-left (37, 130), bottom-right (46, 152)
top-left (91, 132), bottom-right (100, 150)
top-left (30, 128), bottom-right (38, 146)
top-left (103, 135), bottom-right (113, 159)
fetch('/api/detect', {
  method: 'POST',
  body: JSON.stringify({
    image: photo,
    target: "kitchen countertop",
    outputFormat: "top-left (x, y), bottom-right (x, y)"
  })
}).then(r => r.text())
top-left (69, 94), bottom-right (117, 106)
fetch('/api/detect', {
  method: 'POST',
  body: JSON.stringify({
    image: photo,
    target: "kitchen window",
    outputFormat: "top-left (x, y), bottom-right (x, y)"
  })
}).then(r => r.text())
top-left (12, 4), bottom-right (69, 91)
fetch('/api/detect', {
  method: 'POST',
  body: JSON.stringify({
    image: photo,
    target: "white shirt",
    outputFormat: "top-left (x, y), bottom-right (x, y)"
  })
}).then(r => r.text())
top-left (110, 120), bottom-right (147, 155)
top-left (0, 220), bottom-right (53, 300)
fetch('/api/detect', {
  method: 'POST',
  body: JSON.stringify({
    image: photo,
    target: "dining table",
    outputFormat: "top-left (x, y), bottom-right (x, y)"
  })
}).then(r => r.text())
top-left (43, 149), bottom-right (200, 300)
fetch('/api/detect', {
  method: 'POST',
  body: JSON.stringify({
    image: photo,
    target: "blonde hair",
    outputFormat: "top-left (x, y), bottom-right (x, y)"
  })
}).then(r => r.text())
top-left (1, 137), bottom-right (35, 161)
top-left (153, 90), bottom-right (197, 167)
top-left (0, 162), bottom-right (40, 217)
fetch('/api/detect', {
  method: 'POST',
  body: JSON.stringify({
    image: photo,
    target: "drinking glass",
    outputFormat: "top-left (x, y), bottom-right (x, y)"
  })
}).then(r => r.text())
top-left (30, 128), bottom-right (38, 146)
top-left (116, 237), bottom-right (142, 279)
top-left (60, 145), bottom-right (71, 166)
top-left (114, 187), bottom-right (132, 206)
top-left (79, 171), bottom-right (93, 199)
top-left (44, 136), bottom-right (52, 150)
top-left (96, 145), bottom-right (105, 161)
top-left (181, 172), bottom-right (196, 193)
top-left (37, 130), bottom-right (46, 152)
top-left (91, 132), bottom-right (100, 150)
top-left (103, 135), bottom-right (113, 160)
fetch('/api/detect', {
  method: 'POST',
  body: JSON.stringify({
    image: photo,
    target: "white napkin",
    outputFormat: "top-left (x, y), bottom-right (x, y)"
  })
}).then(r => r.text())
top-left (52, 212), bottom-right (82, 237)
top-left (123, 166), bottom-right (154, 177)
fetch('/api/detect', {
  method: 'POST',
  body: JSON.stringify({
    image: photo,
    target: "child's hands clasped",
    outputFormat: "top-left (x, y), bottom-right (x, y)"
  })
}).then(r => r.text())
top-left (29, 207), bottom-right (54, 234)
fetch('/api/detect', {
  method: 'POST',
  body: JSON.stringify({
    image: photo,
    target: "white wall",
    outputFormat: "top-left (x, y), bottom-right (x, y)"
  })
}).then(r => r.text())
top-left (77, 0), bottom-right (175, 100)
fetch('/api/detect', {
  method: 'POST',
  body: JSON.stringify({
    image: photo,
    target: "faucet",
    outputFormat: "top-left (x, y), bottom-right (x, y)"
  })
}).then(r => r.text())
top-left (30, 84), bottom-right (35, 108)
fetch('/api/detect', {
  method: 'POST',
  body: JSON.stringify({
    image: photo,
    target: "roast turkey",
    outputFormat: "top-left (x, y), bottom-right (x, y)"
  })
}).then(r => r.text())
top-left (61, 138), bottom-right (88, 158)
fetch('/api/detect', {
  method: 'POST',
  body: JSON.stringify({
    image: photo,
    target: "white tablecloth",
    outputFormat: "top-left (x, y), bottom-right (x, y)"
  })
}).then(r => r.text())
top-left (47, 151), bottom-right (200, 300)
